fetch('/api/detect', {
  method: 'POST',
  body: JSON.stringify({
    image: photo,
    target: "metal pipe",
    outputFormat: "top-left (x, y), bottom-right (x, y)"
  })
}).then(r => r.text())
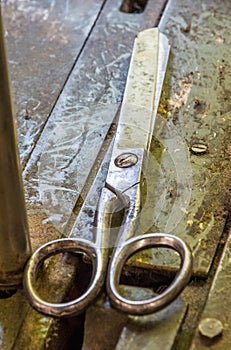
top-left (0, 9), bottom-right (31, 289)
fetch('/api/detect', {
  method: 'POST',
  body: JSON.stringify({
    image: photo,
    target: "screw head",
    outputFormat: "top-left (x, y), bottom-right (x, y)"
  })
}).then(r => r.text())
top-left (199, 318), bottom-right (223, 340)
top-left (114, 153), bottom-right (138, 168)
top-left (190, 143), bottom-right (208, 155)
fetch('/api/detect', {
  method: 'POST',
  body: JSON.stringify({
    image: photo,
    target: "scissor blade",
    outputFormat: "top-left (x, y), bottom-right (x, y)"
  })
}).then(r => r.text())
top-left (114, 28), bottom-right (170, 151)
top-left (152, 32), bottom-right (170, 143)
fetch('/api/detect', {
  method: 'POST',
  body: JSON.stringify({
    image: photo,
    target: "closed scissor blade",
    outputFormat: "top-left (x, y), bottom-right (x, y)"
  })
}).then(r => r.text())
top-left (113, 28), bottom-right (170, 152)
top-left (104, 31), bottom-right (193, 315)
top-left (102, 28), bottom-right (171, 244)
top-left (22, 28), bottom-right (175, 319)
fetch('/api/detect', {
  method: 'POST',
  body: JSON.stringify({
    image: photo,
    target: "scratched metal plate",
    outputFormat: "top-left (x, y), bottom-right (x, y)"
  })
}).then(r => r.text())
top-left (10, 1), bottom-right (169, 350)
top-left (190, 229), bottom-right (231, 349)
top-left (70, 0), bottom-right (230, 277)
top-left (23, 0), bottom-right (168, 235)
top-left (153, 0), bottom-right (231, 276)
top-left (0, 0), bottom-right (109, 349)
top-left (31, 0), bottom-right (231, 277)
top-left (82, 298), bottom-right (187, 350)
top-left (2, 0), bottom-right (106, 165)
top-left (1, 0), bottom-right (229, 348)
top-left (123, 0), bottom-right (231, 277)
top-left (116, 299), bottom-right (187, 350)
top-left (114, 1), bottom-right (231, 348)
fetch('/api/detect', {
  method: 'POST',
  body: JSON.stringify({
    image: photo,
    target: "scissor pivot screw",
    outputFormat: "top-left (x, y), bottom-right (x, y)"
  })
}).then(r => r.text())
top-left (114, 153), bottom-right (138, 168)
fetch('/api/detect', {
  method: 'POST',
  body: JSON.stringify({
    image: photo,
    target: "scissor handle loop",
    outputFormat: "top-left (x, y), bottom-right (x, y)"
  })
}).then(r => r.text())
top-left (23, 238), bottom-right (105, 317)
top-left (107, 233), bottom-right (193, 315)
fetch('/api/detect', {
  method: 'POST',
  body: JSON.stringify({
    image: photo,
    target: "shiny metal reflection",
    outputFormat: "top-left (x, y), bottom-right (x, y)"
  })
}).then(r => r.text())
top-left (0, 10), bottom-right (31, 289)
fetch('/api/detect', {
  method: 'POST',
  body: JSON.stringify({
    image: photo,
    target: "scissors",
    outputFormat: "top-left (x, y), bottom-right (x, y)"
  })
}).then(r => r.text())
top-left (23, 28), bottom-right (193, 318)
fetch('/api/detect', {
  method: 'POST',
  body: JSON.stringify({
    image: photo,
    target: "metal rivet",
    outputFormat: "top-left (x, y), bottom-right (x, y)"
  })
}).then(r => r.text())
top-left (198, 318), bottom-right (223, 339)
top-left (190, 143), bottom-right (208, 155)
top-left (114, 153), bottom-right (138, 168)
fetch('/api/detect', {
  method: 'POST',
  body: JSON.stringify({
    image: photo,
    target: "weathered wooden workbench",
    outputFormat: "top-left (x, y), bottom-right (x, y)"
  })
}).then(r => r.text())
top-left (0, 0), bottom-right (230, 349)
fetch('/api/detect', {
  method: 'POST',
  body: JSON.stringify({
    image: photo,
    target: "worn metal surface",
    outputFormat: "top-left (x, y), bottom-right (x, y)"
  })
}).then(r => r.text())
top-left (190, 230), bottom-right (231, 349)
top-left (82, 297), bottom-right (187, 350)
top-left (0, 0), bottom-right (230, 349)
top-left (1, 1), bottom-right (169, 349)
top-left (0, 10), bottom-right (31, 287)
top-left (0, 0), bottom-right (107, 348)
top-left (0, 291), bottom-right (28, 350)
top-left (23, 28), bottom-right (193, 319)
top-left (155, 0), bottom-right (231, 276)
top-left (2, 0), bottom-right (106, 166)
top-left (82, 302), bottom-right (128, 350)
top-left (116, 298), bottom-right (187, 350)
top-left (23, 0), bottom-right (168, 236)
top-left (22, 0), bottom-right (230, 278)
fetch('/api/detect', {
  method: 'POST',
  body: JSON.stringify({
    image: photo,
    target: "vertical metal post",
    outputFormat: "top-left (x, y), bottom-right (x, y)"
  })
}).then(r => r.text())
top-left (0, 9), bottom-right (31, 289)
